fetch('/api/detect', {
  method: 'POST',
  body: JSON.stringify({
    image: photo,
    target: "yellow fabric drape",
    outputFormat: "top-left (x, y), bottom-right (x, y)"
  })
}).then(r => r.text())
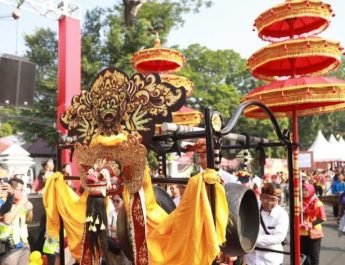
top-left (44, 172), bottom-right (87, 261)
top-left (123, 168), bottom-right (228, 265)
top-left (45, 168), bottom-right (229, 265)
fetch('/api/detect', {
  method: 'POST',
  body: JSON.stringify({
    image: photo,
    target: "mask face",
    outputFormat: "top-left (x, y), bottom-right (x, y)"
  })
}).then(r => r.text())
top-left (75, 135), bottom-right (147, 196)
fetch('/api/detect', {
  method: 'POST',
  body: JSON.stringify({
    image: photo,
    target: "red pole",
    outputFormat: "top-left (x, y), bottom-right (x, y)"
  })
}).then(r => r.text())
top-left (57, 16), bottom-right (81, 174)
top-left (292, 108), bottom-right (301, 264)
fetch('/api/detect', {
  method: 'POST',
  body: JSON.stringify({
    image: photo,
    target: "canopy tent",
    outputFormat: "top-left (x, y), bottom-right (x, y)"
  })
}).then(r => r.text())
top-left (338, 137), bottom-right (345, 160)
top-left (328, 134), bottom-right (344, 161)
top-left (308, 130), bottom-right (333, 162)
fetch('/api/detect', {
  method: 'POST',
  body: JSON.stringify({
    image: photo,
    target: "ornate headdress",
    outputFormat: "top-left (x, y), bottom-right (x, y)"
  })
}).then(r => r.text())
top-left (61, 67), bottom-right (186, 147)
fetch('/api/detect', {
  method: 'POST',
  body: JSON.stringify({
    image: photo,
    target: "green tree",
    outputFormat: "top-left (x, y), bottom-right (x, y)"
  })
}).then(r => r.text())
top-left (81, 8), bottom-right (107, 90)
top-left (0, 122), bottom-right (13, 137)
top-left (297, 58), bottom-right (345, 149)
top-left (11, 1), bottom-right (215, 144)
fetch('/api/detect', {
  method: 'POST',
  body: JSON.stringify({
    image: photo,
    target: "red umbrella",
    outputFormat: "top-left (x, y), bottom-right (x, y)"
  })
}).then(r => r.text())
top-left (131, 33), bottom-right (186, 74)
top-left (243, 76), bottom-right (345, 118)
top-left (255, 0), bottom-right (333, 41)
top-left (132, 33), bottom-right (200, 126)
top-left (247, 37), bottom-right (343, 81)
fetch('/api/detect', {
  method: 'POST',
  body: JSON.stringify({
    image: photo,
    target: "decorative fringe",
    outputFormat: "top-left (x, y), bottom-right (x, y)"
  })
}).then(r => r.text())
top-left (85, 196), bottom-right (109, 264)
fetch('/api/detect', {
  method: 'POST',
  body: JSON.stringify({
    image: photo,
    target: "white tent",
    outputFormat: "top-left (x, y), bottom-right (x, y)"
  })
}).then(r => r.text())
top-left (338, 137), bottom-right (345, 160)
top-left (0, 144), bottom-right (35, 190)
top-left (328, 134), bottom-right (344, 161)
top-left (308, 131), bottom-right (332, 162)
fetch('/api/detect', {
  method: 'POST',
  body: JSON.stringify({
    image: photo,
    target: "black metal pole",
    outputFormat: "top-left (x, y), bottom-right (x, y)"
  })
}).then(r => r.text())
top-left (287, 142), bottom-right (295, 265)
top-left (162, 153), bottom-right (167, 177)
top-left (204, 108), bottom-right (218, 265)
top-left (204, 108), bottom-right (216, 225)
top-left (56, 141), bottom-right (65, 265)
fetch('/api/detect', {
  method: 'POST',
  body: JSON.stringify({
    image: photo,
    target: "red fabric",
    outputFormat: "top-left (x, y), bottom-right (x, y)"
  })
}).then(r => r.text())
top-left (260, 17), bottom-right (329, 40)
top-left (136, 60), bottom-right (181, 73)
top-left (131, 193), bottom-right (149, 265)
top-left (253, 55), bottom-right (338, 78)
top-left (80, 229), bottom-right (93, 265)
top-left (247, 76), bottom-right (345, 96)
top-left (32, 178), bottom-right (43, 192)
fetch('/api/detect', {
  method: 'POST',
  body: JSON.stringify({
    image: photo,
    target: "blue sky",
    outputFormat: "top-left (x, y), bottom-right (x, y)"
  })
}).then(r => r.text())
top-left (0, 0), bottom-right (344, 59)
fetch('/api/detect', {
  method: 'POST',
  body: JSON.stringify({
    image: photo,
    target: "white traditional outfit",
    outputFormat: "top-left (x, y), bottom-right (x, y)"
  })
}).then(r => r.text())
top-left (244, 204), bottom-right (289, 265)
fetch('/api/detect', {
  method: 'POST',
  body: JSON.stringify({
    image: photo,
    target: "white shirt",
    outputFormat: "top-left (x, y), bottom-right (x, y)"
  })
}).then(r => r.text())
top-left (244, 204), bottom-right (289, 265)
top-left (219, 169), bottom-right (239, 185)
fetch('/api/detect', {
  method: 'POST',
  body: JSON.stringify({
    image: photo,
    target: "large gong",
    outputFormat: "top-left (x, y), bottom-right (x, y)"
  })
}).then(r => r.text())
top-left (221, 183), bottom-right (260, 256)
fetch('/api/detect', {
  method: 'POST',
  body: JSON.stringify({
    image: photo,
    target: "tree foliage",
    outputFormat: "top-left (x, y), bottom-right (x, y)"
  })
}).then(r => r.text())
top-left (3, 0), bottom-right (345, 161)
top-left (0, 123), bottom-right (13, 137)
top-left (297, 59), bottom-right (345, 149)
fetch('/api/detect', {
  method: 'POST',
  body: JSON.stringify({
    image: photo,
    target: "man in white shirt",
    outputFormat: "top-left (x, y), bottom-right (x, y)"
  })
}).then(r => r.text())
top-left (244, 183), bottom-right (289, 265)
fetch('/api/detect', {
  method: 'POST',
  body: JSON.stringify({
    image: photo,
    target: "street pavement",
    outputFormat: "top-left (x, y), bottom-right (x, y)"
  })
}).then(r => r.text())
top-left (282, 205), bottom-right (345, 265)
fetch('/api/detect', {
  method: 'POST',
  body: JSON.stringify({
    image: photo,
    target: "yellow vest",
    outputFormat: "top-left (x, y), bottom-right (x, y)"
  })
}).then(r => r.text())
top-left (0, 204), bottom-right (28, 247)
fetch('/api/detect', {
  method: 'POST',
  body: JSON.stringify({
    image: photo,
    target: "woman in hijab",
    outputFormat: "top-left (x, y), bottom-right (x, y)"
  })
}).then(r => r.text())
top-left (300, 183), bottom-right (326, 265)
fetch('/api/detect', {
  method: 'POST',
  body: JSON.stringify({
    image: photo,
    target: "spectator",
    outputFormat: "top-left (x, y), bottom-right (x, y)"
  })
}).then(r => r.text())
top-left (331, 173), bottom-right (345, 195)
top-left (313, 171), bottom-right (326, 196)
top-left (0, 177), bottom-right (33, 265)
top-left (0, 184), bottom-right (14, 218)
top-left (330, 173), bottom-right (345, 217)
top-left (169, 184), bottom-right (181, 206)
top-left (32, 159), bottom-right (56, 194)
top-left (300, 183), bottom-right (326, 265)
top-left (244, 183), bottom-right (289, 265)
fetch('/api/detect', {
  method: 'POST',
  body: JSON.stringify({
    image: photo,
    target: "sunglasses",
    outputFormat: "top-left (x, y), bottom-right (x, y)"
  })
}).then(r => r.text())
top-left (114, 199), bottom-right (121, 203)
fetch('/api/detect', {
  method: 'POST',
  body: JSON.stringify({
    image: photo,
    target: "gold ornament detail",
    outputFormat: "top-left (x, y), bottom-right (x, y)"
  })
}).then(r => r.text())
top-left (211, 113), bottom-right (222, 132)
top-left (74, 135), bottom-right (147, 194)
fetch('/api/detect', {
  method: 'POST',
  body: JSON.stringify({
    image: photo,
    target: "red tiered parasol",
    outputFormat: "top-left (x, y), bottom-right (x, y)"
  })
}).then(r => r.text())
top-left (247, 38), bottom-right (343, 81)
top-left (132, 33), bottom-right (200, 126)
top-left (242, 1), bottom-right (345, 264)
top-left (244, 76), bottom-right (345, 118)
top-left (255, 0), bottom-right (333, 41)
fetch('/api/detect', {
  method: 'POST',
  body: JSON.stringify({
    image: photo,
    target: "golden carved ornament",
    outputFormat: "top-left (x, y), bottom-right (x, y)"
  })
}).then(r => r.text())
top-left (74, 135), bottom-right (147, 194)
top-left (61, 67), bottom-right (186, 146)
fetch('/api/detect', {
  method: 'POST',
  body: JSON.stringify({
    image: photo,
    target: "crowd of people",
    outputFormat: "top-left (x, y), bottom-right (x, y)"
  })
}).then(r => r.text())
top-left (1, 155), bottom-right (345, 265)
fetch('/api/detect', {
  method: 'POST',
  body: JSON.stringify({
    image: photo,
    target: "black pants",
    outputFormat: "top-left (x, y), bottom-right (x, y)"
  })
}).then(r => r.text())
top-left (314, 185), bottom-right (323, 197)
top-left (300, 235), bottom-right (321, 265)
